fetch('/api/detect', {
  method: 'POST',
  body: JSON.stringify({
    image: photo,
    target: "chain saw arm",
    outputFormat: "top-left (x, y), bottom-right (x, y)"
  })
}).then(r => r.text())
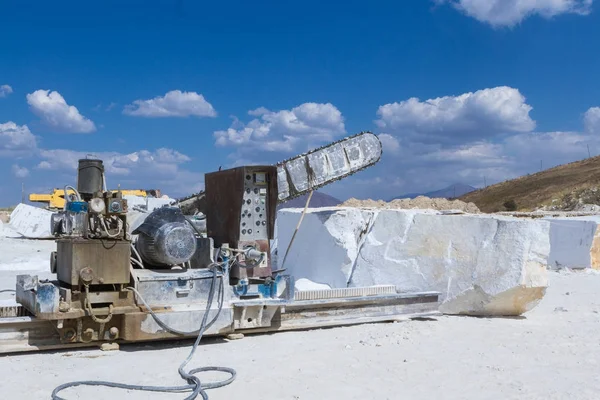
top-left (177, 131), bottom-right (382, 214)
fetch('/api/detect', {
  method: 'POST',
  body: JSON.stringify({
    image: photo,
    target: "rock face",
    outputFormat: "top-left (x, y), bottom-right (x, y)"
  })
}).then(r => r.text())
top-left (545, 216), bottom-right (600, 270)
top-left (277, 208), bottom-right (550, 316)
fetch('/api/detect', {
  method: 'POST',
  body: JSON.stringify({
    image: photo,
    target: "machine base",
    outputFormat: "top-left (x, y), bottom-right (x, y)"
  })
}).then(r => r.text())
top-left (0, 289), bottom-right (439, 354)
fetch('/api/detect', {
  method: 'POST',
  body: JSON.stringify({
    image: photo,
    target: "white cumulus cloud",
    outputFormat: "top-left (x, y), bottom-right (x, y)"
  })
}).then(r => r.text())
top-left (584, 107), bottom-right (600, 133)
top-left (375, 86), bottom-right (535, 144)
top-left (423, 142), bottom-right (507, 165)
top-left (123, 90), bottom-right (217, 118)
top-left (439, 0), bottom-right (594, 27)
top-left (0, 84), bottom-right (13, 98)
top-left (38, 148), bottom-right (190, 175)
top-left (378, 133), bottom-right (401, 154)
top-left (36, 148), bottom-right (200, 196)
top-left (214, 102), bottom-right (346, 152)
top-left (327, 88), bottom-right (595, 202)
top-left (27, 90), bottom-right (96, 133)
top-left (335, 129), bottom-right (596, 202)
top-left (0, 122), bottom-right (38, 156)
top-left (12, 164), bottom-right (29, 178)
top-left (503, 130), bottom-right (594, 162)
top-left (373, 128), bottom-right (596, 201)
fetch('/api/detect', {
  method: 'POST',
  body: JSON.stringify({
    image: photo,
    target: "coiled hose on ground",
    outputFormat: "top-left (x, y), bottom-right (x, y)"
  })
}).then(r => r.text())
top-left (51, 265), bottom-right (236, 400)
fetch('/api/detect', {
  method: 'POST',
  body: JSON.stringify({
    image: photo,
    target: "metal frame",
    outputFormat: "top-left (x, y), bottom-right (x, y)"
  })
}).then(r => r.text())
top-left (0, 285), bottom-right (439, 354)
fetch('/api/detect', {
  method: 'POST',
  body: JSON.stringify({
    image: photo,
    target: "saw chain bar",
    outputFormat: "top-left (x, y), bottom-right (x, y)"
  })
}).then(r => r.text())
top-left (275, 131), bottom-right (382, 202)
top-left (177, 131), bottom-right (383, 206)
top-left (177, 190), bottom-right (204, 205)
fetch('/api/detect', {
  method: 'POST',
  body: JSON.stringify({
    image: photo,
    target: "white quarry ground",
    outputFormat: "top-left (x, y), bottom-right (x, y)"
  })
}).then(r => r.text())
top-left (277, 208), bottom-right (550, 316)
top-left (0, 210), bottom-right (599, 398)
top-left (0, 270), bottom-right (598, 400)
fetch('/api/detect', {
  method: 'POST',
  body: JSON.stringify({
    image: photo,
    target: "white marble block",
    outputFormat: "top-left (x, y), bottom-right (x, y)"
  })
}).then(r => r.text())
top-left (8, 204), bottom-right (54, 239)
top-left (276, 208), bottom-right (550, 316)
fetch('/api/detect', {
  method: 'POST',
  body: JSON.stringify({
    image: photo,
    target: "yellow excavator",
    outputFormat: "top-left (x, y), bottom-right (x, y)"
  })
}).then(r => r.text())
top-left (29, 188), bottom-right (159, 210)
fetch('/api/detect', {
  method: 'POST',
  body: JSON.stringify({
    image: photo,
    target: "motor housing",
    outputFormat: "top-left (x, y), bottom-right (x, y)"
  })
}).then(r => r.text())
top-left (134, 207), bottom-right (197, 267)
top-left (77, 159), bottom-right (104, 199)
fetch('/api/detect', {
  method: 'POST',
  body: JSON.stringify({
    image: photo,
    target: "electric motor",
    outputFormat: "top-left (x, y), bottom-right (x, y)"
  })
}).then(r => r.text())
top-left (133, 207), bottom-right (197, 267)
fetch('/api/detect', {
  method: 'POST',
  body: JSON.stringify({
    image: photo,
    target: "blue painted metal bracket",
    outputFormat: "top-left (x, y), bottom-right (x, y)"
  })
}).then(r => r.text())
top-left (233, 274), bottom-right (293, 300)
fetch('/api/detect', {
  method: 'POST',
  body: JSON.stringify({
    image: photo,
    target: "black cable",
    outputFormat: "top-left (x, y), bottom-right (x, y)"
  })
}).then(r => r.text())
top-left (51, 265), bottom-right (235, 400)
top-left (185, 216), bottom-right (203, 237)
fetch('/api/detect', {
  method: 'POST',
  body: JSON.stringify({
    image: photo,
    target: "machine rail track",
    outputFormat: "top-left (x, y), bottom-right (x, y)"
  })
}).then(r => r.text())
top-left (0, 291), bottom-right (439, 354)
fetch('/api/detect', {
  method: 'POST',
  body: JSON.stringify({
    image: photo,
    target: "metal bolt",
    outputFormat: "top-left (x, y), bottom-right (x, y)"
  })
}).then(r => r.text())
top-left (63, 329), bottom-right (76, 342)
top-left (82, 328), bottom-right (95, 343)
top-left (79, 267), bottom-right (94, 284)
top-left (108, 327), bottom-right (119, 338)
top-left (59, 301), bottom-right (70, 312)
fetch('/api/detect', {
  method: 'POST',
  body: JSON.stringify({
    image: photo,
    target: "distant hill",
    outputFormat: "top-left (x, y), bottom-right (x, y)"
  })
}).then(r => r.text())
top-left (392, 183), bottom-right (477, 200)
top-left (460, 156), bottom-right (600, 213)
top-left (278, 191), bottom-right (340, 209)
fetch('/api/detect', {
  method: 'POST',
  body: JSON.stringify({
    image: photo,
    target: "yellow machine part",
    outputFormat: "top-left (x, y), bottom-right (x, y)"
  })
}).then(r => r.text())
top-left (29, 189), bottom-right (148, 209)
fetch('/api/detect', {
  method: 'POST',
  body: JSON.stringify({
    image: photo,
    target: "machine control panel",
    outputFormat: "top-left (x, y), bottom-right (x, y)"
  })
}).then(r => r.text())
top-left (240, 169), bottom-right (269, 240)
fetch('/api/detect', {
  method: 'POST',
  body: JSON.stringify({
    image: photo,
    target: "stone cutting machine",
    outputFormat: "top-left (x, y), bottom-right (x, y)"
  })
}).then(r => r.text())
top-left (11, 132), bottom-right (439, 352)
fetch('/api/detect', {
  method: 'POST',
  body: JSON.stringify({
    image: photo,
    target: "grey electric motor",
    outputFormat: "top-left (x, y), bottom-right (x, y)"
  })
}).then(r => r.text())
top-left (134, 207), bottom-right (197, 267)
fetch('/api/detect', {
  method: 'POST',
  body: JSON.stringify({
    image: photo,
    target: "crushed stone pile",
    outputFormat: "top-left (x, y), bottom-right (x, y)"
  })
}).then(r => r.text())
top-left (540, 186), bottom-right (600, 212)
top-left (339, 196), bottom-right (480, 213)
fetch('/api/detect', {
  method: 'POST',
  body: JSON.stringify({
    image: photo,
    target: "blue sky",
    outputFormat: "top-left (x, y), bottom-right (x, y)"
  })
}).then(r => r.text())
top-left (2, 0), bottom-right (600, 206)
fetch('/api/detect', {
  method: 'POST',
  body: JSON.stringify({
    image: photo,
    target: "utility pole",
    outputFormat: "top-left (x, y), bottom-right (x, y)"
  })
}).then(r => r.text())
top-left (540, 160), bottom-right (543, 172)
top-left (588, 144), bottom-right (591, 158)
top-left (21, 183), bottom-right (25, 204)
top-left (484, 176), bottom-right (487, 188)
